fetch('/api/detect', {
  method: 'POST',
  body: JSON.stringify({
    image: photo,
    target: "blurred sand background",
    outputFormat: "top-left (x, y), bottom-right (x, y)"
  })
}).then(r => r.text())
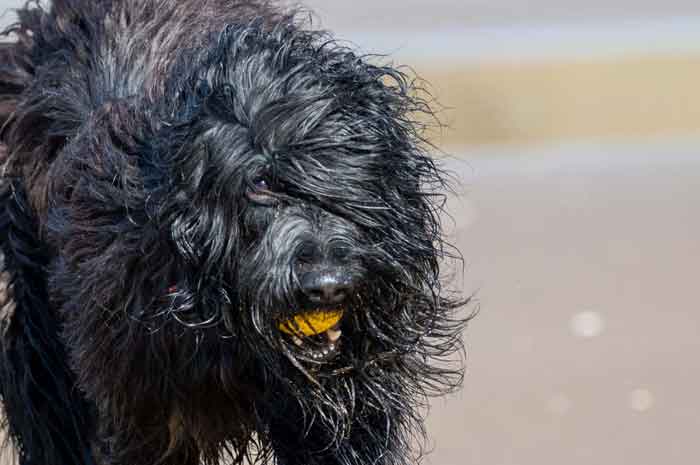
top-left (1, 1), bottom-right (700, 464)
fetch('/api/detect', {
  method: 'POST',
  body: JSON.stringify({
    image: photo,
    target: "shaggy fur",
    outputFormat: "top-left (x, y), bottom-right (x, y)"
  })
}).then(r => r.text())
top-left (0, 1), bottom-right (468, 464)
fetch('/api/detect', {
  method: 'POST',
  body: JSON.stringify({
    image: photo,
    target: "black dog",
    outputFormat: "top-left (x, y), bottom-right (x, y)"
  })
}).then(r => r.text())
top-left (0, 1), bottom-right (468, 464)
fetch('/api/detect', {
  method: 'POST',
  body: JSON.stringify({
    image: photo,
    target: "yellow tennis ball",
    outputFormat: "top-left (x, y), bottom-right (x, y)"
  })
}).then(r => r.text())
top-left (278, 310), bottom-right (344, 336)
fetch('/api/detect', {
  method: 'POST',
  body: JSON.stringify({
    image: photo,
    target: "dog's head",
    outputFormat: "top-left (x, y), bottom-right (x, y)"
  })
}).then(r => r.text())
top-left (35, 13), bottom-right (466, 461)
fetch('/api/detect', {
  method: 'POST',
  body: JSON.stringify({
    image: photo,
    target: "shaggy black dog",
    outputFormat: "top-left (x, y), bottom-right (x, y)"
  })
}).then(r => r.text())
top-left (0, 1), bottom-right (468, 464)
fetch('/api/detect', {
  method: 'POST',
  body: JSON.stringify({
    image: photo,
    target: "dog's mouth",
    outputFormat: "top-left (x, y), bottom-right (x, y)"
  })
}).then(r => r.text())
top-left (277, 309), bottom-right (344, 362)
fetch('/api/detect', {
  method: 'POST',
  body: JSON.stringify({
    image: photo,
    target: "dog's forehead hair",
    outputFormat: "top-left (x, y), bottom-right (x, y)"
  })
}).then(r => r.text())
top-left (195, 121), bottom-right (391, 199)
top-left (165, 26), bottom-right (429, 184)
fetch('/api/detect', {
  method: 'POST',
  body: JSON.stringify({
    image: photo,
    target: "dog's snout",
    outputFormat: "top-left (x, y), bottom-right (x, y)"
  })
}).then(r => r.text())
top-left (300, 269), bottom-right (355, 306)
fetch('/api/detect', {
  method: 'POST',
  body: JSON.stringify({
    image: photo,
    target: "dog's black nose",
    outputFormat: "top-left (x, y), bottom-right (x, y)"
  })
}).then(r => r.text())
top-left (300, 268), bottom-right (355, 306)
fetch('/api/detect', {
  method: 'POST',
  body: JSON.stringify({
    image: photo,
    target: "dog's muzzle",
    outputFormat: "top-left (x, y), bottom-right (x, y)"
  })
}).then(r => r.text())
top-left (278, 267), bottom-right (356, 361)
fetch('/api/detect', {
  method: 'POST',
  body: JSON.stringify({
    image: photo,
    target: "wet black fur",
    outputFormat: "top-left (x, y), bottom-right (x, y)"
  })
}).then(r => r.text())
top-left (0, 1), bottom-right (469, 464)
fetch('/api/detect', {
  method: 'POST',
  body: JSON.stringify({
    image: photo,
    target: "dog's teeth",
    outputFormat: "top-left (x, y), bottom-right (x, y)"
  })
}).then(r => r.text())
top-left (326, 328), bottom-right (342, 343)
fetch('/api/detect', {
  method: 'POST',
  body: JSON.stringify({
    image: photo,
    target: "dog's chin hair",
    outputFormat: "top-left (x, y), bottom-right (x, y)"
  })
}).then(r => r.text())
top-left (0, 1), bottom-right (471, 464)
top-left (242, 287), bottom-right (468, 465)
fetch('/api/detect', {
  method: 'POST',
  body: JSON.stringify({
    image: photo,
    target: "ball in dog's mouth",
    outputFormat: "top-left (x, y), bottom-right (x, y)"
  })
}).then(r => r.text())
top-left (278, 310), bottom-right (344, 361)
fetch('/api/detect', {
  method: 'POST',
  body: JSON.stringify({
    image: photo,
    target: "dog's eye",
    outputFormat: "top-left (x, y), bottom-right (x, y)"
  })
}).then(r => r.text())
top-left (253, 177), bottom-right (270, 191)
top-left (247, 176), bottom-right (278, 206)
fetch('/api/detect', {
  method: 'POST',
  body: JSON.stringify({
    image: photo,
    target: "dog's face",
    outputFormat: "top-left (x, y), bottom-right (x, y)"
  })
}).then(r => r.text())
top-left (41, 18), bottom-right (464, 460)
top-left (150, 33), bottom-right (452, 374)
top-left (176, 121), bottom-right (431, 367)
